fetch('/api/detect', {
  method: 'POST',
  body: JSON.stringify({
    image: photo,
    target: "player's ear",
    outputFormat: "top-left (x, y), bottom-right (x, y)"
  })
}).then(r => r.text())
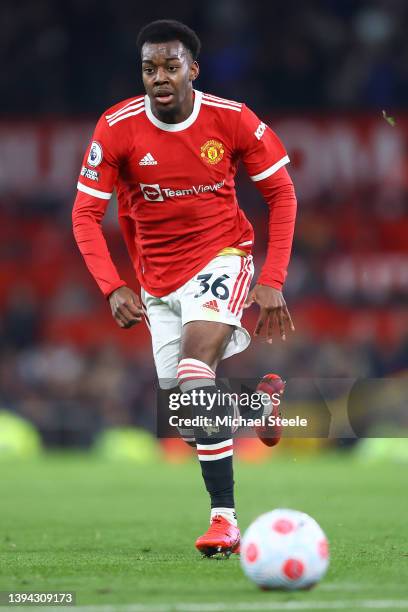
top-left (190, 61), bottom-right (199, 82)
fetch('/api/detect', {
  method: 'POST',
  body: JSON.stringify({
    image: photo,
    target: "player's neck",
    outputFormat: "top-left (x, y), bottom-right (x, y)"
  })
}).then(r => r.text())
top-left (150, 89), bottom-right (194, 124)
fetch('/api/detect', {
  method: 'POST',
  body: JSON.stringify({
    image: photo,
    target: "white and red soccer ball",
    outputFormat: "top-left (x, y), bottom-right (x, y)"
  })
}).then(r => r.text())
top-left (240, 509), bottom-right (329, 590)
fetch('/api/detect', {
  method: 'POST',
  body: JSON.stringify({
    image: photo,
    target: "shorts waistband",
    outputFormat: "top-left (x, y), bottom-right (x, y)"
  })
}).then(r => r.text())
top-left (217, 247), bottom-right (247, 257)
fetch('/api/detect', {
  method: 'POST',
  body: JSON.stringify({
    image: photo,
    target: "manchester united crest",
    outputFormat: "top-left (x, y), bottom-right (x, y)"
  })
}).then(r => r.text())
top-left (200, 140), bottom-right (224, 165)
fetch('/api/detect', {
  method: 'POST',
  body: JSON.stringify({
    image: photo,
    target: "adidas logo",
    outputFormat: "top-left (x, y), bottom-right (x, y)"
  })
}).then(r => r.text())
top-left (139, 152), bottom-right (157, 166)
top-left (202, 300), bottom-right (219, 312)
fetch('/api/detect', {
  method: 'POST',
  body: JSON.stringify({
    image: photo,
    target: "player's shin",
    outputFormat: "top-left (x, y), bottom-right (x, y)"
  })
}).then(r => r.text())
top-left (177, 358), bottom-right (236, 526)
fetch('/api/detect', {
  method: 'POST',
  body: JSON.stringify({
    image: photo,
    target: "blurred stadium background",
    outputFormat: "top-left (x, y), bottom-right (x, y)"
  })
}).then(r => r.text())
top-left (0, 0), bottom-right (407, 454)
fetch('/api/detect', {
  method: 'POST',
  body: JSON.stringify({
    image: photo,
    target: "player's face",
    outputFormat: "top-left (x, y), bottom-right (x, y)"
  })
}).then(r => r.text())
top-left (141, 41), bottom-right (199, 120)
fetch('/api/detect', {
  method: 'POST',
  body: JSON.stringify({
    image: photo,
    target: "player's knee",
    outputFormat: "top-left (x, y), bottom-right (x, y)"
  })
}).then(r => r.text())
top-left (181, 336), bottom-right (215, 366)
top-left (181, 321), bottom-right (233, 367)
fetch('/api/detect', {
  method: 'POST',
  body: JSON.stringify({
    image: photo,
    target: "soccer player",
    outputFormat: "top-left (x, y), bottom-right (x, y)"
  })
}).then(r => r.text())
top-left (73, 19), bottom-right (297, 557)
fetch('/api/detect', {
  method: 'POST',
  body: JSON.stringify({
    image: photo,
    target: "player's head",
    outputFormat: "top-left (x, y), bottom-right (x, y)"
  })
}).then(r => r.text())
top-left (137, 20), bottom-right (200, 118)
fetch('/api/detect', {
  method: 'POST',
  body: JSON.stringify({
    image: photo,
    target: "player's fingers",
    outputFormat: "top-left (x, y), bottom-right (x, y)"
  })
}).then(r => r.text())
top-left (119, 302), bottom-right (143, 323)
top-left (113, 308), bottom-right (130, 326)
top-left (254, 309), bottom-right (268, 336)
top-left (113, 312), bottom-right (127, 328)
top-left (284, 306), bottom-right (295, 332)
top-left (126, 299), bottom-right (144, 317)
top-left (277, 309), bottom-right (286, 341)
top-left (111, 304), bottom-right (135, 327)
top-left (116, 315), bottom-right (139, 329)
top-left (123, 320), bottom-right (138, 329)
top-left (266, 310), bottom-right (277, 344)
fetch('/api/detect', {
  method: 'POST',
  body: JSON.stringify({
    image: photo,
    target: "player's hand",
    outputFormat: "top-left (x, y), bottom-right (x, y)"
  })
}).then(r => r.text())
top-left (244, 284), bottom-right (295, 343)
top-left (108, 286), bottom-right (143, 329)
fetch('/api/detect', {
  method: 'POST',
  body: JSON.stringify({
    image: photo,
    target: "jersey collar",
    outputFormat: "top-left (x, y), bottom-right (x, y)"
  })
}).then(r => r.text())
top-left (144, 90), bottom-right (202, 132)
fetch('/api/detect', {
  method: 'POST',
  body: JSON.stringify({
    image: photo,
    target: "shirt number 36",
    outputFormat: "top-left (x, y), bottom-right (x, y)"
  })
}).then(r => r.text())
top-left (194, 273), bottom-right (230, 300)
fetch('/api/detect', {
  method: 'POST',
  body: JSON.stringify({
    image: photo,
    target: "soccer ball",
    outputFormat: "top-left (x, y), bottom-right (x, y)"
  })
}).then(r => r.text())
top-left (240, 509), bottom-right (329, 590)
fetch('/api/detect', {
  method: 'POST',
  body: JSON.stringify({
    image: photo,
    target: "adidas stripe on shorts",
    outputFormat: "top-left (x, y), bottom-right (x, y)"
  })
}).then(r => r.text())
top-left (141, 254), bottom-right (254, 389)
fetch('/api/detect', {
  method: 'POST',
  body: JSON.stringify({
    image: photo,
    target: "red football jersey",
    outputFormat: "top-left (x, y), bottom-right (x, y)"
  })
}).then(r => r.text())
top-left (73, 90), bottom-right (293, 297)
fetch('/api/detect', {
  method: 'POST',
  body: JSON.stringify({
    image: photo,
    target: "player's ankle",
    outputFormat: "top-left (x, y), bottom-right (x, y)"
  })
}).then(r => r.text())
top-left (211, 507), bottom-right (237, 526)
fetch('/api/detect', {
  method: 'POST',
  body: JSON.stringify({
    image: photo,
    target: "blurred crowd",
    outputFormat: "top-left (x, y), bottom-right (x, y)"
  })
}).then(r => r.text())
top-left (2, 0), bottom-right (408, 115)
top-left (1, 0), bottom-right (407, 445)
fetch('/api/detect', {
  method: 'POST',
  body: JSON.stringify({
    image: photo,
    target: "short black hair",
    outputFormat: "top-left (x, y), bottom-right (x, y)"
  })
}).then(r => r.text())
top-left (137, 19), bottom-right (201, 61)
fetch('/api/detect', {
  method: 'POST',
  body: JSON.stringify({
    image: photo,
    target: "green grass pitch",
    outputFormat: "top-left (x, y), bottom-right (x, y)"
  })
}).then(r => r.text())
top-left (0, 452), bottom-right (407, 611)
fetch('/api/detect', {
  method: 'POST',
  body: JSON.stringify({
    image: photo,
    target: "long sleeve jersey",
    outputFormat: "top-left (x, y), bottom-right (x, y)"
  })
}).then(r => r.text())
top-left (72, 90), bottom-right (297, 298)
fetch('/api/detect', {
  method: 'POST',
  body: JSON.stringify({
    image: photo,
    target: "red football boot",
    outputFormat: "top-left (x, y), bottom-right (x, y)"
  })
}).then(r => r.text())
top-left (255, 373), bottom-right (286, 447)
top-left (195, 515), bottom-right (240, 557)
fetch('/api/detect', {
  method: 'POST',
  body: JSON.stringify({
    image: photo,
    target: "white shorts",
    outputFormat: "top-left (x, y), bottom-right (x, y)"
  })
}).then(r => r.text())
top-left (141, 255), bottom-right (254, 389)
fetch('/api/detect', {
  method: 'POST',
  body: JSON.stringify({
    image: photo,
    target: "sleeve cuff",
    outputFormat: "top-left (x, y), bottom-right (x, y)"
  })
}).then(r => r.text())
top-left (256, 275), bottom-right (284, 291)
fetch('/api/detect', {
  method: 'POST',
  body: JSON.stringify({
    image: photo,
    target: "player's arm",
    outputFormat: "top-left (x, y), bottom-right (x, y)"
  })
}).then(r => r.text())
top-left (72, 117), bottom-right (142, 329)
top-left (238, 105), bottom-right (297, 342)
